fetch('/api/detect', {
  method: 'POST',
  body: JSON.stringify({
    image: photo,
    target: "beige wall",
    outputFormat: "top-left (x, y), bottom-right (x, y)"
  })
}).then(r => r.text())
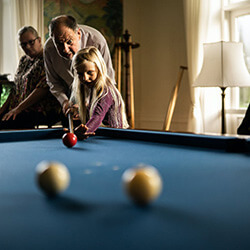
top-left (123, 0), bottom-right (191, 132)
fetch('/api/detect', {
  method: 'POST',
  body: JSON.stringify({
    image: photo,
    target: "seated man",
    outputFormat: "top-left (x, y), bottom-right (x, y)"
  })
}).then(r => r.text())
top-left (0, 26), bottom-right (63, 129)
top-left (237, 103), bottom-right (250, 135)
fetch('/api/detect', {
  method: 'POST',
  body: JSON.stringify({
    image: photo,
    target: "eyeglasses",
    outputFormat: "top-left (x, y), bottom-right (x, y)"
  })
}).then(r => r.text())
top-left (20, 37), bottom-right (38, 48)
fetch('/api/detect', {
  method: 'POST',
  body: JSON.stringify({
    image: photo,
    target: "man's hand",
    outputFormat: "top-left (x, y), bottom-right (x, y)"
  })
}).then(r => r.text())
top-left (62, 100), bottom-right (71, 115)
top-left (63, 100), bottom-right (79, 120)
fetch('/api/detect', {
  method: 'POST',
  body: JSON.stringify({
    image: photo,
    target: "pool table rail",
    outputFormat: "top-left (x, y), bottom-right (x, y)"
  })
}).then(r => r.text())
top-left (0, 127), bottom-right (249, 153)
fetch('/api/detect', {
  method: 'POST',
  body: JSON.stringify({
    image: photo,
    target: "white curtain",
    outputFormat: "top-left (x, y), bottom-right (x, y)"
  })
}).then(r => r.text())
top-left (0, 0), bottom-right (44, 80)
top-left (184, 0), bottom-right (223, 134)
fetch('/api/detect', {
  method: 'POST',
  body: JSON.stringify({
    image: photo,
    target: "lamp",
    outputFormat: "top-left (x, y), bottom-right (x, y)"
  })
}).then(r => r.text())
top-left (193, 41), bottom-right (250, 134)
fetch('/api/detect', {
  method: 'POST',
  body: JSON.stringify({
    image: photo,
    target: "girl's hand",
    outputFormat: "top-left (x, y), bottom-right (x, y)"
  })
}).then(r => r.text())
top-left (74, 124), bottom-right (95, 140)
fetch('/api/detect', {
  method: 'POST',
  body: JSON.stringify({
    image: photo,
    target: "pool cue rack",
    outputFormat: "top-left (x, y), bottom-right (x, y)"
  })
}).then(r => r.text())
top-left (114, 30), bottom-right (140, 129)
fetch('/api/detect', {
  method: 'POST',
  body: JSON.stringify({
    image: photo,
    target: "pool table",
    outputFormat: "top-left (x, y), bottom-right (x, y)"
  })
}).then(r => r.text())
top-left (0, 127), bottom-right (250, 250)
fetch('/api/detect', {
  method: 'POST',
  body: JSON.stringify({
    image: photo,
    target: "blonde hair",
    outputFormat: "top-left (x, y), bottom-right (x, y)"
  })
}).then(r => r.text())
top-left (71, 46), bottom-right (128, 128)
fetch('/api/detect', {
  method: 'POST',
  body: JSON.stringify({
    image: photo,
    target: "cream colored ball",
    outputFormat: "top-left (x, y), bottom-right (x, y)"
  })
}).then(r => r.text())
top-left (122, 165), bottom-right (163, 205)
top-left (36, 161), bottom-right (70, 196)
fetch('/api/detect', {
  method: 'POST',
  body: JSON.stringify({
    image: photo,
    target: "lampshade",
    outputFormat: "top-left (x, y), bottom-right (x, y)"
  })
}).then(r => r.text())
top-left (193, 41), bottom-right (250, 87)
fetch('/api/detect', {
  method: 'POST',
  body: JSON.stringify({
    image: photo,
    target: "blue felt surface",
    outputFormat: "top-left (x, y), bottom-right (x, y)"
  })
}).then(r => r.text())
top-left (0, 129), bottom-right (250, 249)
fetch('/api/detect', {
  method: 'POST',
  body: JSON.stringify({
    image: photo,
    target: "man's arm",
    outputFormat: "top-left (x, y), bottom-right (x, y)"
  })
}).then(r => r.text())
top-left (43, 38), bottom-right (71, 106)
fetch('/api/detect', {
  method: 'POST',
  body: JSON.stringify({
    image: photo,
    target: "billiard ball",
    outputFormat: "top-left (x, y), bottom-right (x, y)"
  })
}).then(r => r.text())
top-left (62, 132), bottom-right (77, 148)
top-left (36, 161), bottom-right (70, 196)
top-left (122, 165), bottom-right (163, 205)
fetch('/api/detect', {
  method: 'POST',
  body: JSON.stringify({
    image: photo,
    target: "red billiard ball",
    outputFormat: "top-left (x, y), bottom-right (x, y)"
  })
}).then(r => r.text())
top-left (62, 132), bottom-right (77, 148)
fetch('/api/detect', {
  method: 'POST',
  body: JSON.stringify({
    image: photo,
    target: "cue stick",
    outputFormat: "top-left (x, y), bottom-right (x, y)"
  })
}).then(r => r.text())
top-left (128, 37), bottom-right (135, 129)
top-left (117, 37), bottom-right (122, 93)
top-left (163, 66), bottom-right (188, 131)
top-left (68, 113), bottom-right (74, 134)
top-left (114, 37), bottom-right (122, 92)
top-left (114, 39), bottom-right (118, 82)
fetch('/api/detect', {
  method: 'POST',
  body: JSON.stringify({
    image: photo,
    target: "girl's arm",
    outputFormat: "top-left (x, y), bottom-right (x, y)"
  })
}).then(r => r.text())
top-left (85, 91), bottom-right (113, 133)
top-left (74, 91), bottom-right (114, 140)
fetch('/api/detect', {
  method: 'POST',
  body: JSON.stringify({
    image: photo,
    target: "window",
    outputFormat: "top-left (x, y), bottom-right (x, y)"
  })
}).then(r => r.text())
top-left (224, 0), bottom-right (250, 109)
top-left (222, 0), bottom-right (250, 133)
top-left (233, 13), bottom-right (250, 107)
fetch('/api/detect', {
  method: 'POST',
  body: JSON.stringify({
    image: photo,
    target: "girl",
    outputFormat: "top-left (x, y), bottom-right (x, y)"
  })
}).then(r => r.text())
top-left (69, 46), bottom-right (129, 140)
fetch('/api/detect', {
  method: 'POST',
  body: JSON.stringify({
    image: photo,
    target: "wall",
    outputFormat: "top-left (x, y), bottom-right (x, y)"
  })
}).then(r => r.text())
top-left (123, 0), bottom-right (191, 131)
top-left (1, 0), bottom-right (191, 132)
